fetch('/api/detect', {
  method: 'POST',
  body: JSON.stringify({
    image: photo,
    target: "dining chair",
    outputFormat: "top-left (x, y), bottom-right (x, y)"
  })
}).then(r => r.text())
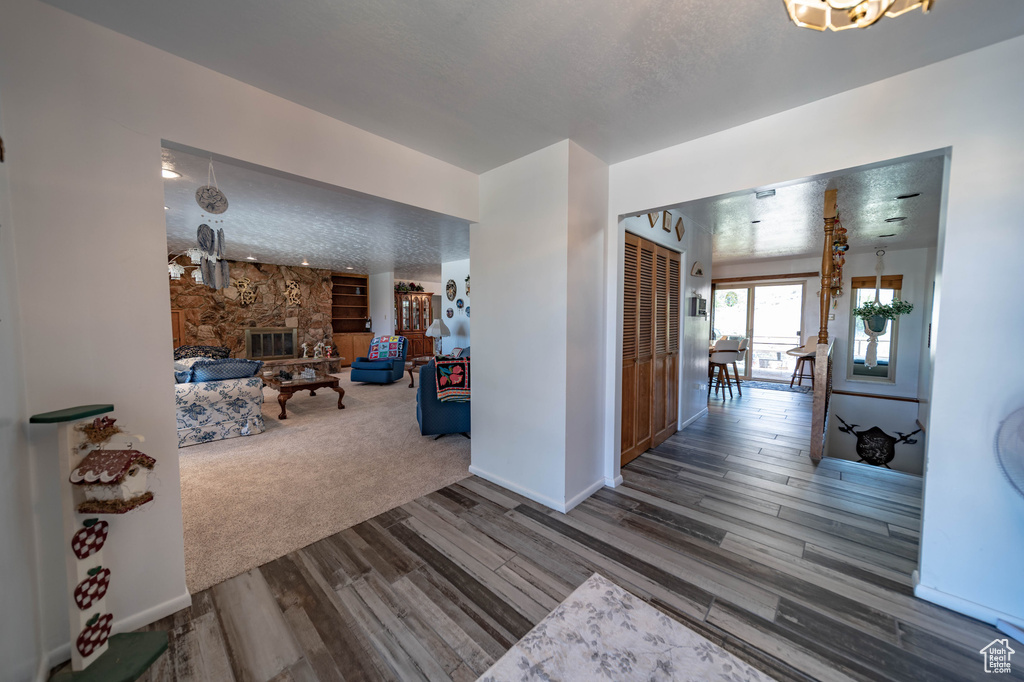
top-left (786, 336), bottom-right (817, 388)
top-left (709, 338), bottom-right (740, 399)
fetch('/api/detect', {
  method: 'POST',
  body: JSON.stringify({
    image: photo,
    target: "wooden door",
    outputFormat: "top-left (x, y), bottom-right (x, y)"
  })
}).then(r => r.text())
top-left (653, 251), bottom-right (681, 447)
top-left (621, 234), bottom-right (680, 465)
top-left (171, 309), bottom-right (185, 348)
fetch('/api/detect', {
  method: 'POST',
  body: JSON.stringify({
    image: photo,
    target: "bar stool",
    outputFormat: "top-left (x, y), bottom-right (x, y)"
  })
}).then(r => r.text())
top-left (709, 339), bottom-right (740, 399)
top-left (786, 336), bottom-right (817, 388)
top-left (733, 338), bottom-right (748, 396)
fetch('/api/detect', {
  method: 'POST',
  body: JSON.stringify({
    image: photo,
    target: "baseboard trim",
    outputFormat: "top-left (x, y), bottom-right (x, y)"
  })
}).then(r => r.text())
top-left (914, 583), bottom-right (1024, 630)
top-left (563, 478), bottom-right (605, 513)
top-left (604, 475), bottom-right (623, 488)
top-left (39, 591), bottom-right (192, 680)
top-left (468, 465), bottom-right (565, 511)
top-left (679, 407), bottom-right (708, 430)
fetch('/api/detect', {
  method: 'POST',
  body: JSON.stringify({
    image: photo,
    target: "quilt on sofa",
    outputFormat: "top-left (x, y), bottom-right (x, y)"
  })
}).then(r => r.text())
top-left (175, 377), bottom-right (266, 447)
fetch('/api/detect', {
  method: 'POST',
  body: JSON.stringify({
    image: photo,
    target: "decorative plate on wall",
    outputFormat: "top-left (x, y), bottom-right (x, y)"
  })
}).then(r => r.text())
top-left (446, 279), bottom-right (457, 301)
top-left (466, 306), bottom-right (470, 318)
top-left (456, 298), bottom-right (464, 309)
top-left (446, 307), bottom-right (454, 318)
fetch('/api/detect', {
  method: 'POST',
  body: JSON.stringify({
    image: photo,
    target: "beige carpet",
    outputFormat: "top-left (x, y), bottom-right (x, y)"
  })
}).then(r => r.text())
top-left (178, 369), bottom-right (470, 593)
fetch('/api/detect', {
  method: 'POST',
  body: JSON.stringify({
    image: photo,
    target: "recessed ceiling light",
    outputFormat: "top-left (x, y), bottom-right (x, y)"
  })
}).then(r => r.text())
top-left (885, 217), bottom-right (907, 223)
top-left (345, 266), bottom-right (354, 270)
top-left (246, 255), bottom-right (257, 261)
top-left (161, 168), bottom-right (181, 179)
top-left (878, 233), bottom-right (897, 238)
top-left (164, 206), bottom-right (169, 210)
top-left (755, 190), bottom-right (776, 199)
top-left (896, 193), bottom-right (920, 200)
top-left (301, 259), bottom-right (309, 266)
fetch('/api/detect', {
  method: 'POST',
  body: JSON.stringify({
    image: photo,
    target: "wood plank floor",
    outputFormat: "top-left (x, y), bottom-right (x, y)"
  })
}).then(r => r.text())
top-left (133, 387), bottom-right (1017, 682)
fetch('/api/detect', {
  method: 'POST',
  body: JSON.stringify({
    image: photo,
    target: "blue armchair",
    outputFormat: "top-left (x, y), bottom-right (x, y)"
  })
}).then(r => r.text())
top-left (417, 348), bottom-right (470, 438)
top-left (350, 336), bottom-right (408, 384)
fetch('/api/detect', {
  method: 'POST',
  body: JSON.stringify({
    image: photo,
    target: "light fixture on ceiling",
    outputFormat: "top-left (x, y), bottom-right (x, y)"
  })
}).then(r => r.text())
top-left (246, 255), bottom-right (257, 261)
top-left (301, 259), bottom-right (309, 266)
top-left (896, 193), bottom-right (921, 200)
top-left (878, 233), bottom-right (897, 237)
top-left (161, 168), bottom-right (181, 179)
top-left (755, 190), bottom-right (776, 199)
top-left (885, 216), bottom-right (907, 222)
top-left (164, 206), bottom-right (169, 210)
top-left (346, 266), bottom-right (354, 270)
top-left (783, 0), bottom-right (932, 31)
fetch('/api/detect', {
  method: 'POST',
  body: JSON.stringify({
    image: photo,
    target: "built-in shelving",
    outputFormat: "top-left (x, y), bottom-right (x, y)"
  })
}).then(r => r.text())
top-left (331, 274), bottom-right (369, 334)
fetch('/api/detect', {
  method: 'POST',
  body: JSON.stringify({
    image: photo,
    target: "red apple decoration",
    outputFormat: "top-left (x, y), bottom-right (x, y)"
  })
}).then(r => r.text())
top-left (73, 567), bottom-right (111, 611)
top-left (71, 519), bottom-right (109, 560)
top-left (76, 613), bottom-right (113, 658)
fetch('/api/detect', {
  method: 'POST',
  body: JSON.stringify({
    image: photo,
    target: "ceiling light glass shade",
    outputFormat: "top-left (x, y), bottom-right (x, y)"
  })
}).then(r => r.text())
top-left (168, 262), bottom-right (185, 280)
top-left (185, 247), bottom-right (204, 265)
top-left (782, 0), bottom-right (931, 31)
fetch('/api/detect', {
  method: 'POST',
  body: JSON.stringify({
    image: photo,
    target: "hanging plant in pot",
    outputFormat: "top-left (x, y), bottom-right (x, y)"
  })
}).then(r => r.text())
top-left (851, 299), bottom-right (915, 334)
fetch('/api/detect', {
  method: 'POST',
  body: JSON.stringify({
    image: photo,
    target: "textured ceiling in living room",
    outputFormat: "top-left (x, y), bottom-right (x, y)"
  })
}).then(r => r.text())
top-left (671, 152), bottom-right (944, 266)
top-left (162, 146), bottom-right (469, 282)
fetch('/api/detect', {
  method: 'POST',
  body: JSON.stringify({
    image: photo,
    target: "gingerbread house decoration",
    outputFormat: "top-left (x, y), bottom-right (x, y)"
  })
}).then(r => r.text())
top-left (69, 449), bottom-right (155, 514)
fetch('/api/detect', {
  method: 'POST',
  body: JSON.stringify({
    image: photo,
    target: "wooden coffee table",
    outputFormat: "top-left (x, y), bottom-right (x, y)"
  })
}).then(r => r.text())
top-left (406, 356), bottom-right (433, 388)
top-left (262, 374), bottom-right (345, 419)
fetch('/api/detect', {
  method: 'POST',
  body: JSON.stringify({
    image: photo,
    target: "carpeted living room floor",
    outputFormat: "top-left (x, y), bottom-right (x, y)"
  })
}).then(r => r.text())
top-left (177, 368), bottom-right (470, 593)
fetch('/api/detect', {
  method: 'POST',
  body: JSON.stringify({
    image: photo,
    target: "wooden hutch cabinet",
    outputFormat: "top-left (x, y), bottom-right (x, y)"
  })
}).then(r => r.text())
top-left (394, 291), bottom-right (434, 357)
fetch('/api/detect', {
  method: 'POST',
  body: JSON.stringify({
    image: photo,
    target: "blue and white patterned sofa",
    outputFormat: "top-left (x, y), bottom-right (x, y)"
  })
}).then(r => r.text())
top-left (175, 377), bottom-right (266, 447)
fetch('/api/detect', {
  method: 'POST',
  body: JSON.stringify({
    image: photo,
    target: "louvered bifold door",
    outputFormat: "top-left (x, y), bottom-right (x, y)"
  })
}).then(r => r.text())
top-left (653, 248), bottom-right (681, 447)
top-left (621, 234), bottom-right (639, 460)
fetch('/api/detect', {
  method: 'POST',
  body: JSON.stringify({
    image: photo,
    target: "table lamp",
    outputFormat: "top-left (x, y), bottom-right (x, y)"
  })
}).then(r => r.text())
top-left (425, 318), bottom-right (450, 356)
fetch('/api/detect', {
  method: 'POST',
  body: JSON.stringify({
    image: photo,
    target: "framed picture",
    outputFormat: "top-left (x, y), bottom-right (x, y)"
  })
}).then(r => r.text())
top-left (690, 261), bottom-right (705, 278)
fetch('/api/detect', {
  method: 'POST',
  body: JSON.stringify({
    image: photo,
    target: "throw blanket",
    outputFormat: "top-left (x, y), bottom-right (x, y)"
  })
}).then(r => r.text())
top-left (367, 336), bottom-right (405, 360)
top-left (435, 357), bottom-right (470, 402)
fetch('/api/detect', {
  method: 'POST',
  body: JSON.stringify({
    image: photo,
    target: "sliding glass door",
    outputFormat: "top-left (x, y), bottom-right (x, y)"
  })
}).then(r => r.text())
top-left (712, 283), bottom-right (804, 381)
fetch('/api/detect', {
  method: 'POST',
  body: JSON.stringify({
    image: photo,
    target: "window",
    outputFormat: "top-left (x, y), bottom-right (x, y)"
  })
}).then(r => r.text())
top-left (849, 275), bottom-right (902, 382)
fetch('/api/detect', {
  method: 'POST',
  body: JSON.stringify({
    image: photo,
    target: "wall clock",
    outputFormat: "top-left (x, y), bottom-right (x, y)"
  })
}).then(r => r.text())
top-left (446, 279), bottom-right (457, 301)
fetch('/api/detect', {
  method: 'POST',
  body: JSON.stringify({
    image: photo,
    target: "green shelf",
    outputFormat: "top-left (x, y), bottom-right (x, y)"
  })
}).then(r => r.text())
top-left (30, 405), bottom-right (114, 424)
top-left (50, 632), bottom-right (168, 682)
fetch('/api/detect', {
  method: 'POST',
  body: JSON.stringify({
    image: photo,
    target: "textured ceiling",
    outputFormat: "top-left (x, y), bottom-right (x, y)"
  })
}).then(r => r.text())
top-left (42, 0), bottom-right (1024, 173)
top-left (162, 147), bottom-right (469, 281)
top-left (671, 154), bottom-right (944, 266)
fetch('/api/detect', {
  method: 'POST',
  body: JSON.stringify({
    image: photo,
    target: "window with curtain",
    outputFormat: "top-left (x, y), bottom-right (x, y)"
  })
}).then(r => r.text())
top-left (849, 275), bottom-right (902, 381)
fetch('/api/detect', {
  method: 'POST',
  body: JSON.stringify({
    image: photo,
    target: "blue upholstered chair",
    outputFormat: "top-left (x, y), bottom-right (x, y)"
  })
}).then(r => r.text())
top-left (417, 347), bottom-right (470, 438)
top-left (350, 336), bottom-right (408, 384)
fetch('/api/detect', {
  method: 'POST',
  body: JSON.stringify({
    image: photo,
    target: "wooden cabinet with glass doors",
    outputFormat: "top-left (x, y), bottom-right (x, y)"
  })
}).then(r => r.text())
top-left (394, 292), bottom-right (434, 357)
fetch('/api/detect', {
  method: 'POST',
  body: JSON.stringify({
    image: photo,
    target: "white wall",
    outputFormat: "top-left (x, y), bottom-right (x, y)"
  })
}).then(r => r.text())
top-left (0, 0), bottom-right (478, 670)
top-left (0, 83), bottom-right (45, 682)
top-left (472, 141), bottom-right (608, 511)
top-left (564, 142), bottom-right (609, 504)
top-left (473, 142), bottom-right (570, 507)
top-left (607, 37), bottom-right (1024, 628)
top-left (713, 246), bottom-right (934, 399)
top-left (439, 260), bottom-right (470, 353)
top-left (369, 271), bottom-right (395, 336)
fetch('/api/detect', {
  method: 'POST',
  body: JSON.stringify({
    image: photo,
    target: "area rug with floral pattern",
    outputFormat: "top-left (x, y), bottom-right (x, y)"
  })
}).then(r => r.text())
top-left (479, 573), bottom-right (777, 682)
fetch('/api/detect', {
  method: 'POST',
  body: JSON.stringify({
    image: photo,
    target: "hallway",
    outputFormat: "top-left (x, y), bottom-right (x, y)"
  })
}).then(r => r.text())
top-left (129, 388), bottom-right (1012, 682)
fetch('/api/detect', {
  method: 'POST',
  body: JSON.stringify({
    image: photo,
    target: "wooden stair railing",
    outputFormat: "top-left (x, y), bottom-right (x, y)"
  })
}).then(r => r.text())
top-left (810, 189), bottom-right (838, 462)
